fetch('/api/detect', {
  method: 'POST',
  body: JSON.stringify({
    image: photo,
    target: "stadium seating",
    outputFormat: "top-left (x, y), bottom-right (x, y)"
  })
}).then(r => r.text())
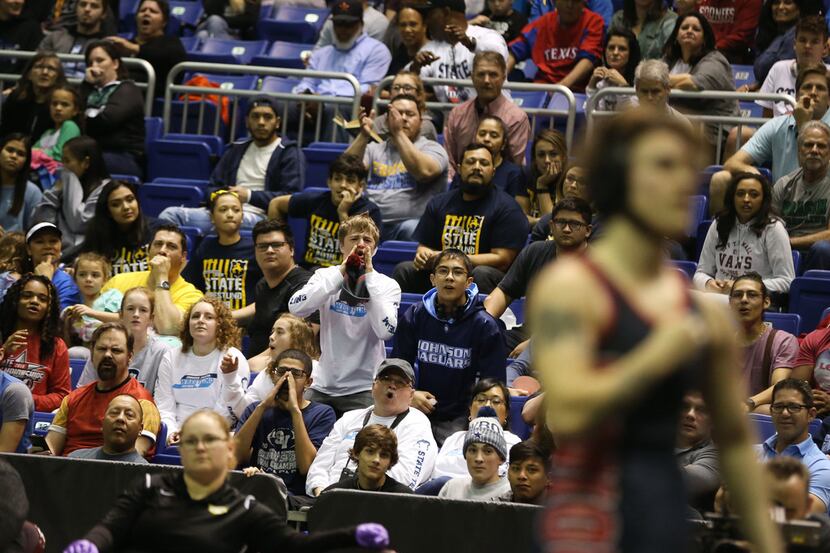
top-left (303, 142), bottom-right (348, 188)
top-left (687, 195), bottom-right (709, 239)
top-left (180, 225), bottom-right (204, 258)
top-left (188, 38), bottom-right (270, 65)
top-left (168, 1), bottom-right (204, 33)
top-left (750, 413), bottom-right (822, 442)
top-left (508, 394), bottom-right (531, 440)
top-left (147, 138), bottom-right (214, 181)
top-left (257, 6), bottom-right (330, 43)
top-left (252, 41), bottom-right (315, 69)
top-left (788, 276), bottom-right (830, 332)
top-left (69, 358), bottom-right (86, 390)
top-left (732, 65), bottom-right (754, 89)
top-left (32, 411), bottom-right (54, 438)
top-left (510, 90), bottom-right (547, 110)
top-left (672, 260), bottom-right (697, 280)
top-left (138, 182), bottom-right (206, 218)
top-left (374, 241), bottom-right (418, 277)
top-left (763, 312), bottom-right (801, 336)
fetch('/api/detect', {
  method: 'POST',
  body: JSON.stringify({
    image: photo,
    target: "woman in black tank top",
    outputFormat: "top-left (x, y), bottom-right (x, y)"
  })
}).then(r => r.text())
top-left (529, 111), bottom-right (782, 553)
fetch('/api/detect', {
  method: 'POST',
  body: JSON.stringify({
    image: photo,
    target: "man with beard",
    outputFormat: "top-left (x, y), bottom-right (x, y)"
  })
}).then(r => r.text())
top-left (393, 143), bottom-right (528, 294)
top-left (45, 323), bottom-right (159, 457)
top-left (68, 394), bottom-right (148, 463)
top-left (38, 0), bottom-right (109, 77)
top-left (233, 349), bottom-right (336, 497)
top-left (158, 97), bottom-right (305, 234)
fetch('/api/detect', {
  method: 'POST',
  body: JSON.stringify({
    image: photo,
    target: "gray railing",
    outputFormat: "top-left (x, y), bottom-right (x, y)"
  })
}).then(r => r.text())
top-left (0, 49), bottom-right (156, 116)
top-left (163, 61), bottom-right (362, 143)
top-left (586, 87), bottom-right (797, 161)
top-left (372, 76), bottom-right (578, 150)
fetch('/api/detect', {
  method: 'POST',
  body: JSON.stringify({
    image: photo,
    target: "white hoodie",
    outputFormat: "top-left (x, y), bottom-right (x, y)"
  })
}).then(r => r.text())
top-left (305, 405), bottom-right (437, 495)
top-left (694, 218), bottom-right (795, 294)
top-left (289, 266), bottom-right (401, 396)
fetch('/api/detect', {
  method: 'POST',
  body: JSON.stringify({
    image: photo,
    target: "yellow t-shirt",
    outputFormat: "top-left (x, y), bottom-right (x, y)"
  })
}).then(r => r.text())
top-left (102, 271), bottom-right (203, 315)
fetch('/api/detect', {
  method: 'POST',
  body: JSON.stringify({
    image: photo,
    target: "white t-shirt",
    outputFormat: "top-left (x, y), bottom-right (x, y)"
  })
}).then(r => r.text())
top-left (758, 60), bottom-right (830, 116)
top-left (432, 429), bottom-right (522, 479)
top-left (235, 138), bottom-right (281, 216)
top-left (305, 406), bottom-right (437, 494)
top-left (438, 475), bottom-right (510, 501)
top-left (155, 346), bottom-right (250, 433)
top-left (417, 25), bottom-right (508, 103)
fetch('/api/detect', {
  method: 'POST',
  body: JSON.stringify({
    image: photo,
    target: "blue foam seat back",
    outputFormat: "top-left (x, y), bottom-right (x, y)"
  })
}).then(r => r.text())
top-left (763, 312), bottom-right (801, 336)
top-left (257, 6), bottom-right (330, 43)
top-left (147, 139), bottom-right (213, 181)
top-left (252, 41), bottom-right (315, 69)
top-left (789, 276), bottom-right (830, 332)
top-left (138, 182), bottom-right (205, 218)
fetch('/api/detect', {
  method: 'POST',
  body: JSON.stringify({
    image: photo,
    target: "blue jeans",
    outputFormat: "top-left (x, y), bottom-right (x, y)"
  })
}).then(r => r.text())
top-left (803, 240), bottom-right (830, 272)
top-left (157, 206), bottom-right (264, 234)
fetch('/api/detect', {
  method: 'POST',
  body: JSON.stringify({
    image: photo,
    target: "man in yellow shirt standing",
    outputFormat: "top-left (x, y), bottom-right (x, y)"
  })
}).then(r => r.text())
top-left (103, 224), bottom-right (202, 335)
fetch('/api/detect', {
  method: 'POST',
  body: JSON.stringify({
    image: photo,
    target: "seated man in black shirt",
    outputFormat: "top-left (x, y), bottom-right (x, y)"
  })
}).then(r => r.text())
top-left (233, 219), bottom-right (312, 367)
top-left (268, 153), bottom-right (383, 269)
top-left (393, 143), bottom-right (528, 294)
top-left (0, 0), bottom-right (43, 74)
top-left (484, 197), bottom-right (592, 351)
top-left (323, 424), bottom-right (413, 494)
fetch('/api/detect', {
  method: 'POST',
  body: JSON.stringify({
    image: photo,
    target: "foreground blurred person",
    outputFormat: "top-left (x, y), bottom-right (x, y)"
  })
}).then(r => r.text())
top-left (62, 409), bottom-right (394, 553)
top-left (529, 111), bottom-right (781, 552)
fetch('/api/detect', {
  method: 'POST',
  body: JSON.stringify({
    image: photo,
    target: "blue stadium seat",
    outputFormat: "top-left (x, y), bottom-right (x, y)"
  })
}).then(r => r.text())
top-left (118, 0), bottom-right (141, 32)
top-left (698, 164), bottom-right (722, 196)
top-left (252, 41), bottom-right (314, 69)
top-left (788, 276), bottom-right (830, 332)
top-left (398, 292), bottom-right (422, 322)
top-left (180, 225), bottom-right (204, 258)
top-left (152, 422), bottom-right (183, 465)
top-left (374, 241), bottom-right (418, 277)
top-left (749, 413), bottom-right (821, 443)
top-left (257, 6), bottom-right (330, 43)
top-left (793, 250), bottom-right (802, 276)
top-left (145, 116), bottom-right (163, 148)
top-left (510, 90), bottom-right (547, 109)
top-left (32, 411), bottom-right (55, 437)
top-left (671, 260), bottom-right (697, 280)
top-left (509, 395), bottom-right (532, 440)
top-left (189, 38), bottom-right (269, 65)
top-left (168, 1), bottom-right (204, 32)
top-left (138, 182), bottom-right (205, 218)
top-left (110, 174), bottom-right (142, 186)
top-left (687, 195), bottom-right (708, 238)
top-left (260, 76), bottom-right (302, 93)
top-left (287, 216), bottom-right (309, 263)
top-left (804, 270), bottom-right (830, 279)
top-left (147, 139), bottom-right (213, 181)
top-left (695, 218), bottom-right (713, 260)
top-left (303, 142), bottom-right (347, 188)
top-left (180, 35), bottom-right (201, 52)
top-left (764, 312), bottom-right (801, 336)
top-left (738, 101), bottom-right (764, 119)
top-left (732, 65), bottom-right (754, 89)
top-left (69, 358), bottom-right (85, 389)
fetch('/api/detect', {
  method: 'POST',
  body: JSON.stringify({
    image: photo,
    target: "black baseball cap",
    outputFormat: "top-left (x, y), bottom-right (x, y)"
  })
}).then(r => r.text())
top-left (421, 0), bottom-right (465, 13)
top-left (332, 0), bottom-right (363, 23)
top-left (247, 96), bottom-right (279, 116)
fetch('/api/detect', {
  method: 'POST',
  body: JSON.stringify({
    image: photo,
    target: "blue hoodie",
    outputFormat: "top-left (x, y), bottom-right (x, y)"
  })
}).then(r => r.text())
top-left (392, 283), bottom-right (507, 422)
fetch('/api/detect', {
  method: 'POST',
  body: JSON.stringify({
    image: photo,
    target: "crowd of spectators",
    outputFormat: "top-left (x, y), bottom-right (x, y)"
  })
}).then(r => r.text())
top-left (6, 0), bottom-right (830, 549)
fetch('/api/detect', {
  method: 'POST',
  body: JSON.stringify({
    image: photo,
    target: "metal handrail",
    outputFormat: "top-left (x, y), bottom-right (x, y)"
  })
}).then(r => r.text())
top-left (0, 49), bottom-right (156, 116)
top-left (586, 87), bottom-right (798, 159)
top-left (163, 62), bottom-right (363, 141)
top-left (372, 75), bottom-right (578, 150)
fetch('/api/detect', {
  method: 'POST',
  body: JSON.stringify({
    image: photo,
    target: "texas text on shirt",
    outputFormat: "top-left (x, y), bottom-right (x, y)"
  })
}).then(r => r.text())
top-left (508, 8), bottom-right (604, 91)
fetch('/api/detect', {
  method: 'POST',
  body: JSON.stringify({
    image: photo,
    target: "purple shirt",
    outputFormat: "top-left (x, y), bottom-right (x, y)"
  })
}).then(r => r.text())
top-left (742, 325), bottom-right (799, 396)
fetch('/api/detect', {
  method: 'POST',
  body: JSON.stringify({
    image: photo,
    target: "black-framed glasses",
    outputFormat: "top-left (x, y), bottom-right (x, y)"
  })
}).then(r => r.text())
top-left (770, 403), bottom-right (809, 414)
top-left (274, 366), bottom-right (307, 379)
top-left (551, 218), bottom-right (587, 231)
top-left (255, 241), bottom-right (287, 252)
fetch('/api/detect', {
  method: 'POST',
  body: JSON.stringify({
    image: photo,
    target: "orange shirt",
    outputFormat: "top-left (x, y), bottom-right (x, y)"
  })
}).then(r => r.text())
top-left (51, 376), bottom-right (159, 455)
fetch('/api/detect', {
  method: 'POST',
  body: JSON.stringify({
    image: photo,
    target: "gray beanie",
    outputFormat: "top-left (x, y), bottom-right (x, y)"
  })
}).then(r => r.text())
top-left (463, 406), bottom-right (507, 461)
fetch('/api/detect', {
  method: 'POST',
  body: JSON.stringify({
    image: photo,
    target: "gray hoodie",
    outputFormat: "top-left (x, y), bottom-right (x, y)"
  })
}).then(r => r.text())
top-left (693, 218), bottom-right (794, 293)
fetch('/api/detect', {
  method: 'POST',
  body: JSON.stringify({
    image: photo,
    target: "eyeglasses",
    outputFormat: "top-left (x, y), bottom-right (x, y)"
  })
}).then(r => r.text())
top-left (377, 374), bottom-right (411, 388)
top-left (391, 84), bottom-right (417, 93)
top-left (274, 366), bottom-right (307, 379)
top-left (770, 403), bottom-right (810, 414)
top-left (551, 218), bottom-right (587, 231)
top-left (433, 267), bottom-right (468, 278)
top-left (33, 64), bottom-right (60, 73)
top-left (255, 241), bottom-right (287, 252)
top-left (180, 435), bottom-right (228, 449)
top-left (473, 395), bottom-right (505, 406)
top-left (210, 189), bottom-right (239, 203)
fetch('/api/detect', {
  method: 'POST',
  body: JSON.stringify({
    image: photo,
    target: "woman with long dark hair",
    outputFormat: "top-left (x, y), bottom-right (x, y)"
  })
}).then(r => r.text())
top-left (518, 129), bottom-right (567, 226)
top-left (610, 0), bottom-right (677, 60)
top-left (82, 40), bottom-right (146, 177)
top-left (80, 179), bottom-right (151, 275)
top-left (663, 12), bottom-right (738, 147)
top-left (694, 172), bottom-right (794, 295)
top-left (586, 27), bottom-right (642, 111)
top-left (0, 53), bottom-right (67, 140)
top-left (0, 273), bottom-right (69, 412)
top-left (33, 136), bottom-right (111, 256)
top-left (0, 134), bottom-right (42, 232)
